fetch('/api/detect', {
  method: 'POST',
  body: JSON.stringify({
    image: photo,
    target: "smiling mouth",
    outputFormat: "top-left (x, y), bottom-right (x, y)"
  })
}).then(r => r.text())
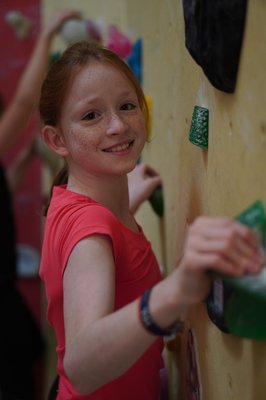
top-left (103, 140), bottom-right (134, 153)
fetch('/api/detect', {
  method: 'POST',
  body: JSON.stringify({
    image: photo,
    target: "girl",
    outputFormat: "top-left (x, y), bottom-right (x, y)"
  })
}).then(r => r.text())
top-left (39, 41), bottom-right (263, 400)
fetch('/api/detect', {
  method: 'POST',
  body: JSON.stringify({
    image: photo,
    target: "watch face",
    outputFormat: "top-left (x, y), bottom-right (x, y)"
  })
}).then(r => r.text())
top-left (186, 329), bottom-right (201, 400)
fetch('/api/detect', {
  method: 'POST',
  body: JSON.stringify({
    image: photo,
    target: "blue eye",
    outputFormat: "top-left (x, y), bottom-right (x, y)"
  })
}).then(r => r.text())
top-left (120, 103), bottom-right (136, 111)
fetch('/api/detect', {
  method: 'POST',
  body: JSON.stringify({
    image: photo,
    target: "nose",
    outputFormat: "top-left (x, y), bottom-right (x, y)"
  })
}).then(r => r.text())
top-left (106, 112), bottom-right (127, 136)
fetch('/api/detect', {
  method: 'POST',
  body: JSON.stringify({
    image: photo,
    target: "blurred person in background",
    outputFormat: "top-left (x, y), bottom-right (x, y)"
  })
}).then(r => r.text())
top-left (0, 10), bottom-right (79, 400)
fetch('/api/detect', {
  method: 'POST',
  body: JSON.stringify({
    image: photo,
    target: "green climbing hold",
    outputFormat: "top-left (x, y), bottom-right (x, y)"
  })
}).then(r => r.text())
top-left (223, 200), bottom-right (266, 339)
top-left (189, 105), bottom-right (209, 149)
top-left (209, 200), bottom-right (266, 340)
top-left (148, 187), bottom-right (164, 217)
top-left (49, 51), bottom-right (61, 67)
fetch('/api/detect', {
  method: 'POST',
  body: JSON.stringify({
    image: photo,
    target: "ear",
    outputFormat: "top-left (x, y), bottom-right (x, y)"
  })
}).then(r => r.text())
top-left (41, 125), bottom-right (69, 157)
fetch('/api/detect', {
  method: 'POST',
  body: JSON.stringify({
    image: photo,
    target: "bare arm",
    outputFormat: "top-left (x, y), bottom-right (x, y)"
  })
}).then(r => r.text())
top-left (63, 217), bottom-right (263, 395)
top-left (0, 10), bottom-right (80, 156)
top-left (63, 235), bottom-right (157, 395)
top-left (6, 139), bottom-right (36, 193)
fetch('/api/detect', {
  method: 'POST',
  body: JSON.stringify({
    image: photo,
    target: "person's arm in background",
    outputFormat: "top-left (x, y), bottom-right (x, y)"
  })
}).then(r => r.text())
top-left (0, 9), bottom-right (80, 157)
top-left (6, 138), bottom-right (37, 193)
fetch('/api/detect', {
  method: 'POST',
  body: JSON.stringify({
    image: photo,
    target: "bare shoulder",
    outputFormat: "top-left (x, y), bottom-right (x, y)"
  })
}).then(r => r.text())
top-left (63, 234), bottom-right (116, 337)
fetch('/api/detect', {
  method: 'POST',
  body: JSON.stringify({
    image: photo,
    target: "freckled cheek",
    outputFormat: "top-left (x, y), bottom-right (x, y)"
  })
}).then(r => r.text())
top-left (67, 128), bottom-right (100, 155)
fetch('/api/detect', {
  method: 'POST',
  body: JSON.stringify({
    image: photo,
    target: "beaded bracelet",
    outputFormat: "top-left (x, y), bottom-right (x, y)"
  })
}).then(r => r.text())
top-left (139, 288), bottom-right (184, 340)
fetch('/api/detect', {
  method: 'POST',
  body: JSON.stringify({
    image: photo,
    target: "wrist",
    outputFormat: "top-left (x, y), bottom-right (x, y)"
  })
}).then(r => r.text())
top-left (38, 29), bottom-right (54, 44)
top-left (139, 286), bottom-right (184, 339)
top-left (151, 276), bottom-right (187, 324)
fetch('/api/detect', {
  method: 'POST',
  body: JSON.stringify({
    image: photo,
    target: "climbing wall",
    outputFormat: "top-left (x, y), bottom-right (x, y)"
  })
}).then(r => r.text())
top-left (129, 2), bottom-right (266, 399)
top-left (42, 1), bottom-right (266, 399)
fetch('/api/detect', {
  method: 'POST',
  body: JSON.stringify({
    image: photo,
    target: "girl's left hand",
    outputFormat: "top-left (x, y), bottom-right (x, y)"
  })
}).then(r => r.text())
top-left (128, 163), bottom-right (161, 214)
top-left (172, 217), bottom-right (264, 304)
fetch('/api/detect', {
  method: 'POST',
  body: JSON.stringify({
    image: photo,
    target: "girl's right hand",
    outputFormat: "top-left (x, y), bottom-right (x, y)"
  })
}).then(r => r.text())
top-left (42, 10), bottom-right (81, 38)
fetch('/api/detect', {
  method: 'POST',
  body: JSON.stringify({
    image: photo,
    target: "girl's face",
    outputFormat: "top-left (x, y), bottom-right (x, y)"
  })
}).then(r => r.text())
top-left (56, 61), bottom-right (147, 179)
